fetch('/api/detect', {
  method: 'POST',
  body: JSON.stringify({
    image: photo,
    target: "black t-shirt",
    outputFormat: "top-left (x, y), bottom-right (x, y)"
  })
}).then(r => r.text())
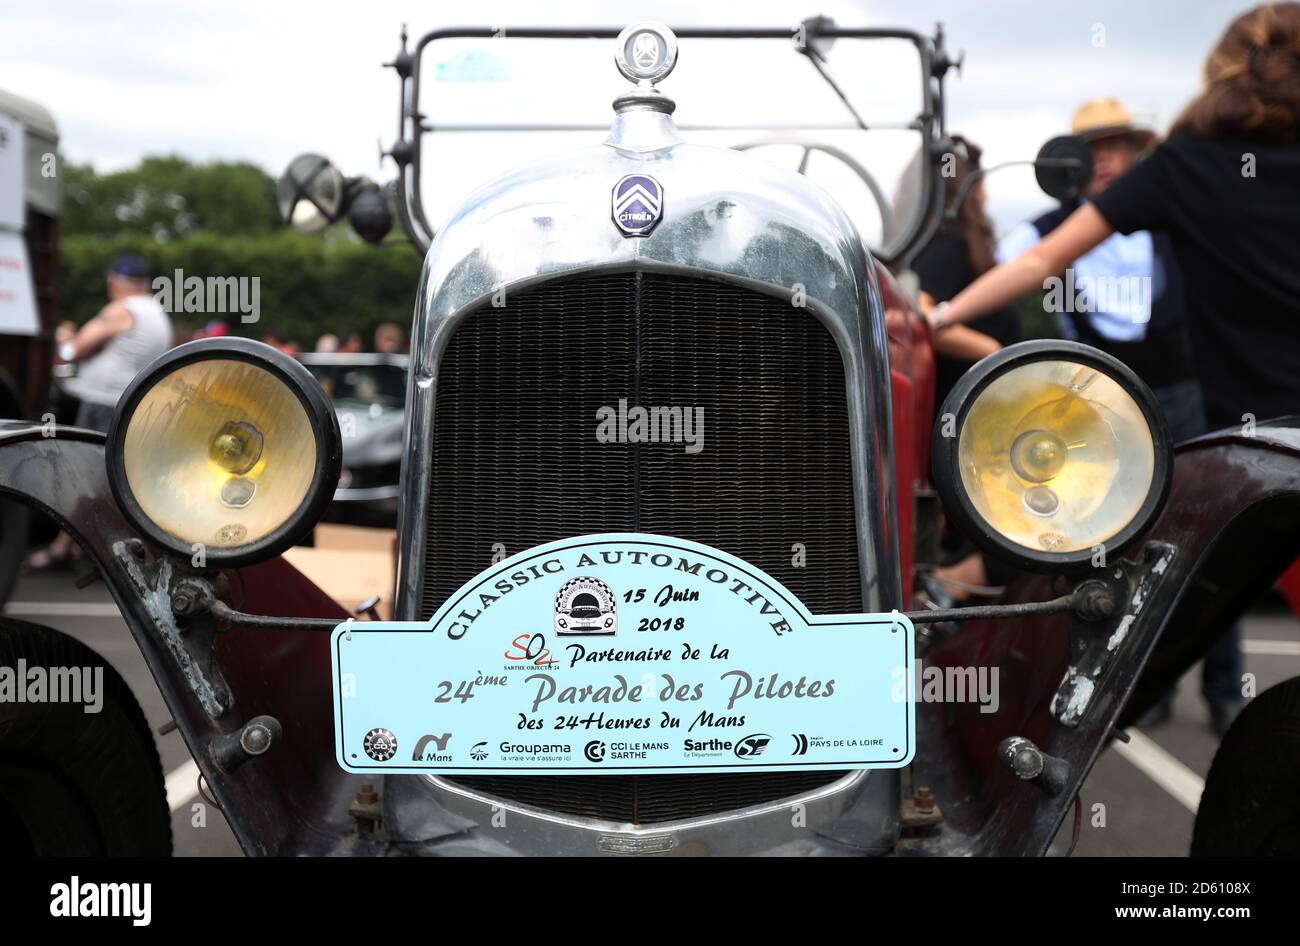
top-left (1092, 130), bottom-right (1300, 429)
top-left (913, 228), bottom-right (1021, 405)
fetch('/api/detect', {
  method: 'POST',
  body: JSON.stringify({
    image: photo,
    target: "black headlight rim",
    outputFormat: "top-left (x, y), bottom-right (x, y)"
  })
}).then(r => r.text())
top-left (931, 339), bottom-right (1173, 573)
top-left (105, 337), bottom-right (343, 568)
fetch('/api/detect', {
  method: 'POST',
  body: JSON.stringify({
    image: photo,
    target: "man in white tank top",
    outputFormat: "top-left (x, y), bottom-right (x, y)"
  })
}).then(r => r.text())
top-left (61, 254), bottom-right (173, 432)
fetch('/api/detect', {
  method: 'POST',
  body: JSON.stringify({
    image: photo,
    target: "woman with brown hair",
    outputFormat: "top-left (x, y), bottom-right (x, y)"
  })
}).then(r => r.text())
top-left (929, 2), bottom-right (1300, 433)
top-left (912, 135), bottom-right (1021, 407)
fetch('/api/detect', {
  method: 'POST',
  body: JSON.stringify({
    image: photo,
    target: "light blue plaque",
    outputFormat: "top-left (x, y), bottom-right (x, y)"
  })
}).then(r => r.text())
top-left (332, 534), bottom-right (914, 775)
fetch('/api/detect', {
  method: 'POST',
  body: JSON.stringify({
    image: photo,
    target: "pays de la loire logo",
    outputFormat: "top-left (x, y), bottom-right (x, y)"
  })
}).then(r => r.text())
top-left (612, 174), bottom-right (663, 237)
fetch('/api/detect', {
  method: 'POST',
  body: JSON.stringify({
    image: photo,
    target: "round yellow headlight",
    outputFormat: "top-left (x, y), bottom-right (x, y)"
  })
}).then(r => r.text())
top-left (107, 339), bottom-right (342, 566)
top-left (934, 341), bottom-right (1171, 570)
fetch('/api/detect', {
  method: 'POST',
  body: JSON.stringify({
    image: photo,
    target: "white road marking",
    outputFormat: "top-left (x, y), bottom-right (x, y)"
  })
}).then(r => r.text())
top-left (1242, 639), bottom-right (1300, 656)
top-left (165, 759), bottom-right (201, 813)
top-left (4, 601), bottom-right (122, 617)
top-left (1113, 728), bottom-right (1204, 814)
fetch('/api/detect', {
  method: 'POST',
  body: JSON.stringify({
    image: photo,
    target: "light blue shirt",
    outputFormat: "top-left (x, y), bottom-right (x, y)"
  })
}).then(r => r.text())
top-left (997, 218), bottom-right (1159, 342)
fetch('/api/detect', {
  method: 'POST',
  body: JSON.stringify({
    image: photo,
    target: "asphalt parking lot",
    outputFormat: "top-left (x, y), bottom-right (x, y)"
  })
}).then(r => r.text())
top-left (7, 571), bottom-right (1298, 857)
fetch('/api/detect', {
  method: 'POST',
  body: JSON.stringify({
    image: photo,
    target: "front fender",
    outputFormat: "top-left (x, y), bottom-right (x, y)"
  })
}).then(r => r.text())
top-left (0, 422), bottom-right (356, 856)
top-left (913, 418), bottom-right (1300, 855)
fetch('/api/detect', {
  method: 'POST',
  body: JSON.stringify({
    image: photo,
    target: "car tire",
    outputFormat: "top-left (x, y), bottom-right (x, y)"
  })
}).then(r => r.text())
top-left (0, 618), bottom-right (172, 855)
top-left (0, 497), bottom-right (29, 605)
top-left (1191, 675), bottom-right (1300, 856)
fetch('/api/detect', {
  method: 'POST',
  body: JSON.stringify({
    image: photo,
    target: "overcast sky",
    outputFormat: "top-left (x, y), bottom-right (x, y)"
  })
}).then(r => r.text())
top-left (0, 0), bottom-right (1260, 235)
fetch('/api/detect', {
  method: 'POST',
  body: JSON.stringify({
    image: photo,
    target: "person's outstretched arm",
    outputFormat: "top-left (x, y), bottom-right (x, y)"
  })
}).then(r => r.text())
top-left (917, 291), bottom-right (1003, 361)
top-left (931, 203), bottom-right (1116, 328)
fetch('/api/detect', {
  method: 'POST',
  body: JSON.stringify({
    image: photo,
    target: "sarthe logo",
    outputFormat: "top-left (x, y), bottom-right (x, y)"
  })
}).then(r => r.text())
top-left (734, 733), bottom-right (772, 759)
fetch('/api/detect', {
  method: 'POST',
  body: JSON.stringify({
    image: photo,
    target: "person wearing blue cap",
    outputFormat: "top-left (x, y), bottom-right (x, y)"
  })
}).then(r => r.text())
top-left (25, 254), bottom-right (173, 573)
top-left (59, 253), bottom-right (173, 430)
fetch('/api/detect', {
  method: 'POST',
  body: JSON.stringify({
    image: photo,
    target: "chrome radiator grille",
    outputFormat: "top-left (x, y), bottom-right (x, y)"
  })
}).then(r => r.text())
top-left (422, 270), bottom-right (859, 822)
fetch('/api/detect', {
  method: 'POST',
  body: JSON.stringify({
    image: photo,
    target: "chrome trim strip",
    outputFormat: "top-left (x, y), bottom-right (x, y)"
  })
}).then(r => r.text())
top-left (333, 485), bottom-right (401, 502)
top-left (297, 353), bottom-right (410, 369)
top-left (384, 764), bottom-right (899, 855)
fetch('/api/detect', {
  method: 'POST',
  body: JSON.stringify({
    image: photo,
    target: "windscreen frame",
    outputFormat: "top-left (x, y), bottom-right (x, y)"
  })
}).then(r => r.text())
top-left (385, 23), bottom-right (956, 269)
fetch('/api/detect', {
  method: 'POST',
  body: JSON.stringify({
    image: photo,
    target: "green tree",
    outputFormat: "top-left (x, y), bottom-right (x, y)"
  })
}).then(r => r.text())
top-left (60, 231), bottom-right (421, 345)
top-left (61, 155), bottom-right (280, 240)
top-left (58, 155), bottom-right (419, 345)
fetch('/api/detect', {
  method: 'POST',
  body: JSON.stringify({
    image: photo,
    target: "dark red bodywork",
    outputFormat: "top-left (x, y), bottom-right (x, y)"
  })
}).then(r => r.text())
top-left (877, 261), bottom-right (936, 596)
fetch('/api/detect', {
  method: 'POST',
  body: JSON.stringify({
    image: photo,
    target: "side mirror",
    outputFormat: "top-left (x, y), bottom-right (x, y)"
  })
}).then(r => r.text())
top-left (277, 154), bottom-right (394, 245)
top-left (277, 153), bottom-right (346, 234)
top-left (1034, 135), bottom-right (1093, 203)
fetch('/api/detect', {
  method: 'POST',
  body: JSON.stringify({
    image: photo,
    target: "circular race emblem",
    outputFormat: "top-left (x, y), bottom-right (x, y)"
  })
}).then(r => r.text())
top-left (363, 727), bottom-right (398, 762)
top-left (554, 576), bottom-right (618, 636)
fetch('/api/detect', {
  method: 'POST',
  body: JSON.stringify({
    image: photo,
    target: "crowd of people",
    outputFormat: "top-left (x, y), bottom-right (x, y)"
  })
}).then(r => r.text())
top-left (253, 322), bottom-right (408, 357)
top-left (919, 1), bottom-right (1300, 733)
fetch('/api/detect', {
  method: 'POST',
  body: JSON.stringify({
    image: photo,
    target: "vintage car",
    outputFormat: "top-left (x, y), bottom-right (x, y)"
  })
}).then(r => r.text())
top-left (1, 20), bottom-right (1298, 857)
top-left (297, 351), bottom-right (407, 527)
